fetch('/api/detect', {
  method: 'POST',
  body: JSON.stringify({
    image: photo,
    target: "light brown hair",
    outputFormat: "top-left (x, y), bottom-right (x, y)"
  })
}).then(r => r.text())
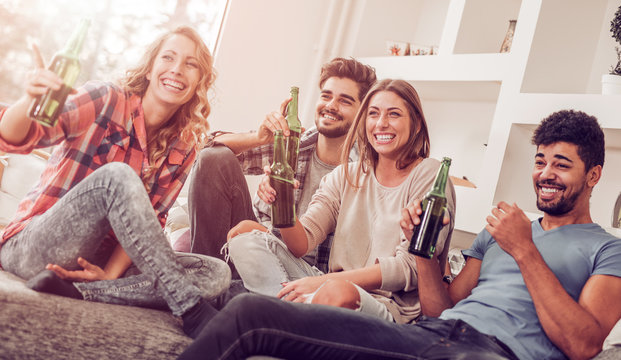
top-left (341, 79), bottom-right (430, 187)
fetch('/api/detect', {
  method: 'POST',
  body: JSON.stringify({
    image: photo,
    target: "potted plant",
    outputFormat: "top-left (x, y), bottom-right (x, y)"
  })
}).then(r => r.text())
top-left (603, 5), bottom-right (621, 94)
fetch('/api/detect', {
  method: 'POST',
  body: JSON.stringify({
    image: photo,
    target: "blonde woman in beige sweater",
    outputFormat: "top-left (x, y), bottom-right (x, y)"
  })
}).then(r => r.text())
top-left (227, 79), bottom-right (456, 324)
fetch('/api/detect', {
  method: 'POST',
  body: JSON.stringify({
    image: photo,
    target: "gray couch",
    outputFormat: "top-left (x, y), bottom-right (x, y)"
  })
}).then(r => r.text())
top-left (0, 270), bottom-right (191, 359)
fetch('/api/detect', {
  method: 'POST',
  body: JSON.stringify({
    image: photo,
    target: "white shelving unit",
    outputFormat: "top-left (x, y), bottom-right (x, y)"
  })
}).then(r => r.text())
top-left (352, 0), bottom-right (621, 236)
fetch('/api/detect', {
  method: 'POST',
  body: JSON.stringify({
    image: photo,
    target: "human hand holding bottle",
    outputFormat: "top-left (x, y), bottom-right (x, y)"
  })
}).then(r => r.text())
top-left (26, 44), bottom-right (64, 104)
top-left (257, 97), bottom-right (292, 145)
top-left (0, 44), bottom-right (64, 145)
top-left (256, 165), bottom-right (300, 204)
top-left (400, 199), bottom-right (450, 245)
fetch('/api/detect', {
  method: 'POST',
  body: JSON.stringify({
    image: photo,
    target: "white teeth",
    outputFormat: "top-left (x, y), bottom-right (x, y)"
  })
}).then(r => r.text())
top-left (323, 114), bottom-right (338, 121)
top-left (162, 79), bottom-right (185, 90)
top-left (375, 134), bottom-right (395, 141)
top-left (541, 187), bottom-right (559, 193)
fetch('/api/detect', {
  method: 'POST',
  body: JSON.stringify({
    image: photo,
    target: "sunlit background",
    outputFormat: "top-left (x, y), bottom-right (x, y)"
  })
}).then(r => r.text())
top-left (0, 0), bottom-right (228, 104)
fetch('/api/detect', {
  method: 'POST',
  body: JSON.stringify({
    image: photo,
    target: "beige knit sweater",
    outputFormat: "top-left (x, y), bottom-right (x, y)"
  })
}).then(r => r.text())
top-left (300, 158), bottom-right (456, 323)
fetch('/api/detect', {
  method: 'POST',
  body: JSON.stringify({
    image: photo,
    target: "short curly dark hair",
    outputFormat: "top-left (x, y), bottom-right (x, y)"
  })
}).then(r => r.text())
top-left (532, 109), bottom-right (605, 171)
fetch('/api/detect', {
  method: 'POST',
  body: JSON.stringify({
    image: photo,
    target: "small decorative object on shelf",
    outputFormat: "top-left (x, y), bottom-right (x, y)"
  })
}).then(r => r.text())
top-left (500, 19), bottom-right (517, 53)
top-left (386, 40), bottom-right (410, 56)
top-left (602, 5), bottom-right (621, 94)
top-left (409, 43), bottom-right (438, 56)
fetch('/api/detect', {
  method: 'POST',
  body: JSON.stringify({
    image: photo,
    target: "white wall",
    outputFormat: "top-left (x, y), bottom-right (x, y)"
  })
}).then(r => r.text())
top-left (208, 0), bottom-right (362, 133)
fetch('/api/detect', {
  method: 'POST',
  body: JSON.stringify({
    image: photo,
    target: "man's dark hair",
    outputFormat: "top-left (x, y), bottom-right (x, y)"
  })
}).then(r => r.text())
top-left (318, 57), bottom-right (377, 102)
top-left (532, 109), bottom-right (605, 171)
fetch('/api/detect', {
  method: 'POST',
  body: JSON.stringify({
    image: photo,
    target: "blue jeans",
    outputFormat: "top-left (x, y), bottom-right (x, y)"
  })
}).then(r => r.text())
top-left (188, 146), bottom-right (257, 278)
top-left (229, 230), bottom-right (394, 321)
top-left (178, 293), bottom-right (519, 360)
top-left (0, 162), bottom-right (230, 316)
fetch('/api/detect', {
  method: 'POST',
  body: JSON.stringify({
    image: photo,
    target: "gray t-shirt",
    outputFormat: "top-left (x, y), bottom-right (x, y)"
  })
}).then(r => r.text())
top-left (441, 221), bottom-right (621, 360)
top-left (299, 150), bottom-right (337, 264)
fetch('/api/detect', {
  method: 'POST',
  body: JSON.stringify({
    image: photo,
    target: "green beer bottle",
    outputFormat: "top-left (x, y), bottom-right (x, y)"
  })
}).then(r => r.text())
top-left (285, 86), bottom-right (301, 173)
top-left (270, 130), bottom-right (296, 228)
top-left (29, 18), bottom-right (90, 127)
top-left (408, 157), bottom-right (452, 258)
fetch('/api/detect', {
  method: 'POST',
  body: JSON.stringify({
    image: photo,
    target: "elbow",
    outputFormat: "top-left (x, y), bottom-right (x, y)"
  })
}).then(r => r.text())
top-left (290, 246), bottom-right (307, 258)
top-left (568, 344), bottom-right (603, 360)
top-left (562, 336), bottom-right (604, 360)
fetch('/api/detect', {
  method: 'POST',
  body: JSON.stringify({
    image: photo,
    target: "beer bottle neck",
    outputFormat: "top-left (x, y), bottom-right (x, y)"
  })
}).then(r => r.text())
top-left (286, 87), bottom-right (301, 132)
top-left (62, 19), bottom-right (90, 57)
top-left (429, 157), bottom-right (451, 198)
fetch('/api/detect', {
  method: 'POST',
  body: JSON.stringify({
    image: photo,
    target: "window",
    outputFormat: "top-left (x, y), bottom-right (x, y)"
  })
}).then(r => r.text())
top-left (0, 0), bottom-right (228, 103)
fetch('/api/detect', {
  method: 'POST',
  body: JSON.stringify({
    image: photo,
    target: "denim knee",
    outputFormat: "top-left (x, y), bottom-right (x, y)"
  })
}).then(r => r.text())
top-left (228, 231), bottom-right (266, 264)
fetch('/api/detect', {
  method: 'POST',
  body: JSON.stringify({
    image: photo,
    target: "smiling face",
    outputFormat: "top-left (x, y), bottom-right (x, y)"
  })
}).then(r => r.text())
top-left (145, 34), bottom-right (201, 110)
top-left (314, 77), bottom-right (361, 138)
top-left (532, 141), bottom-right (596, 216)
top-left (365, 90), bottom-right (413, 162)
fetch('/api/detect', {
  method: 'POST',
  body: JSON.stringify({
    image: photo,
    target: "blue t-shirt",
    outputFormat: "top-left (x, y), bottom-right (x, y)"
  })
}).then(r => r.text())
top-left (440, 220), bottom-right (621, 360)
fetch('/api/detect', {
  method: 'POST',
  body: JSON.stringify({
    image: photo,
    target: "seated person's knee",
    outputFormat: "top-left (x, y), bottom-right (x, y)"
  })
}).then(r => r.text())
top-left (227, 220), bottom-right (266, 241)
top-left (311, 279), bottom-right (360, 310)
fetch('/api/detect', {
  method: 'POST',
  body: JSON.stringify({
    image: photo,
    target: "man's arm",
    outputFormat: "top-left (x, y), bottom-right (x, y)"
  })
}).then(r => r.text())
top-left (488, 201), bottom-right (621, 359)
top-left (401, 199), bottom-right (480, 317)
top-left (415, 254), bottom-right (480, 317)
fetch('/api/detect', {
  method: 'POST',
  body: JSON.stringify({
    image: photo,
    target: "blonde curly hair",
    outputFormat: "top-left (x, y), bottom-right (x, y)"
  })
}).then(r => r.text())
top-left (122, 26), bottom-right (215, 167)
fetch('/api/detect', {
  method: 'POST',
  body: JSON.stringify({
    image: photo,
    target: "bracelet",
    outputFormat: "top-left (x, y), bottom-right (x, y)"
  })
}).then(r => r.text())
top-left (442, 275), bottom-right (453, 284)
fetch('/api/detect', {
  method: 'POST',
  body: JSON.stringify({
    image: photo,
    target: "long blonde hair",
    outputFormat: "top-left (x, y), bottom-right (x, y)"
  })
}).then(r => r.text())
top-left (341, 79), bottom-right (430, 188)
top-left (122, 26), bottom-right (215, 166)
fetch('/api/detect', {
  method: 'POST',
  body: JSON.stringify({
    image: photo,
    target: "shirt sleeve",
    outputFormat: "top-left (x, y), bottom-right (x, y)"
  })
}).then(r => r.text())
top-left (299, 166), bottom-right (342, 255)
top-left (593, 238), bottom-right (621, 277)
top-left (462, 228), bottom-right (493, 261)
top-left (237, 143), bottom-right (273, 176)
top-left (0, 82), bottom-right (115, 153)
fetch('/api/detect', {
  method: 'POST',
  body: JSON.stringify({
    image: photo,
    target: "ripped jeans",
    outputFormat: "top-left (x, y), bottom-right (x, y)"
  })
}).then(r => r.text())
top-left (0, 162), bottom-right (230, 315)
top-left (228, 229), bottom-right (393, 321)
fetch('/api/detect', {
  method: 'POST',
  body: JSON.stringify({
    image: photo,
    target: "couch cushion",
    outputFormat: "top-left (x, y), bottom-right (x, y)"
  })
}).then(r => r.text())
top-left (0, 270), bottom-right (191, 359)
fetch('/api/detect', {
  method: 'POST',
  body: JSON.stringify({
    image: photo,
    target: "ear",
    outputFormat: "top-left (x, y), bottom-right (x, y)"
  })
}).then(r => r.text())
top-left (586, 165), bottom-right (602, 188)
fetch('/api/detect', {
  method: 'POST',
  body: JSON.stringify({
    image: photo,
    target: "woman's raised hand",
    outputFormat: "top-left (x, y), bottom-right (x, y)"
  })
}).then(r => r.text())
top-left (25, 44), bottom-right (63, 101)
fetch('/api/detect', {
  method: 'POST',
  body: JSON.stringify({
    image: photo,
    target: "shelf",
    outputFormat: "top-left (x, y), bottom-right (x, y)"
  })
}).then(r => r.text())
top-left (453, 0), bottom-right (522, 54)
top-left (520, 0), bottom-right (617, 94)
top-left (502, 93), bottom-right (621, 128)
top-left (361, 54), bottom-right (511, 82)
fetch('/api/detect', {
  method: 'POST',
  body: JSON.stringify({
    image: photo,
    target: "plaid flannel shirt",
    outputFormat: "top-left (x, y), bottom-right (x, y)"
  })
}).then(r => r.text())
top-left (213, 127), bottom-right (357, 273)
top-left (0, 81), bottom-right (196, 244)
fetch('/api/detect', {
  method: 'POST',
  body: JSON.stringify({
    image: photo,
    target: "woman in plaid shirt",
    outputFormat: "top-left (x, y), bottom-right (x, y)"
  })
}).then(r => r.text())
top-left (0, 26), bottom-right (229, 338)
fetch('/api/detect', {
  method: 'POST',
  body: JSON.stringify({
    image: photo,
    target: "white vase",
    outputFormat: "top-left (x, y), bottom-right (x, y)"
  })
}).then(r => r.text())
top-left (602, 74), bottom-right (621, 95)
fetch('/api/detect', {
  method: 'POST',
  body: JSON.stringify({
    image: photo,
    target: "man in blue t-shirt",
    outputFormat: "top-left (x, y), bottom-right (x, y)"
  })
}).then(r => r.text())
top-left (178, 110), bottom-right (621, 360)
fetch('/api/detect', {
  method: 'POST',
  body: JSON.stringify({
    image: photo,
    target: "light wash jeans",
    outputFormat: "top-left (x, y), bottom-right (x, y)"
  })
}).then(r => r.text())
top-left (0, 162), bottom-right (230, 316)
top-left (228, 229), bottom-right (393, 321)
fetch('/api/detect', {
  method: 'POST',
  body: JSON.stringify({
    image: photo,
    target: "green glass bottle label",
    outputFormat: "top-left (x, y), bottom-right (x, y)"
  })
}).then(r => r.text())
top-left (408, 157), bottom-right (452, 258)
top-left (29, 18), bottom-right (90, 127)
